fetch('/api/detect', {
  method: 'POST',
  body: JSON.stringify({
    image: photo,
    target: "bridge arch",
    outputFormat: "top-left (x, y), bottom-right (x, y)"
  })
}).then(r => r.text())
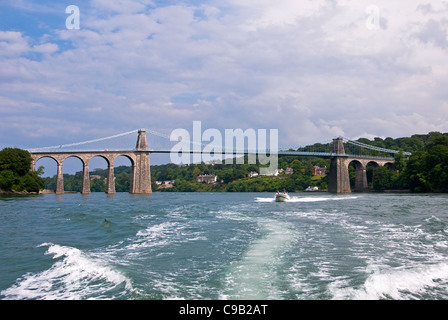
top-left (113, 154), bottom-right (136, 166)
top-left (32, 154), bottom-right (60, 166)
top-left (61, 156), bottom-right (86, 193)
top-left (87, 155), bottom-right (116, 194)
top-left (87, 154), bottom-right (114, 167)
top-left (348, 160), bottom-right (368, 192)
top-left (63, 155), bottom-right (86, 166)
top-left (33, 156), bottom-right (58, 191)
top-left (366, 161), bottom-right (381, 191)
top-left (87, 155), bottom-right (110, 168)
top-left (345, 158), bottom-right (397, 193)
top-left (112, 155), bottom-right (136, 192)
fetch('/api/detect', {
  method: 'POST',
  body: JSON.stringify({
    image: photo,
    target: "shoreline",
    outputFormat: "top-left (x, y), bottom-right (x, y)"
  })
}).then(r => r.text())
top-left (1, 189), bottom-right (423, 195)
top-left (0, 190), bottom-right (38, 195)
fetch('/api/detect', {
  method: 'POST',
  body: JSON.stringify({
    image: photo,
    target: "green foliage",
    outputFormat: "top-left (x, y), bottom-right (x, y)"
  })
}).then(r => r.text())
top-left (151, 156), bottom-right (322, 192)
top-left (371, 166), bottom-right (396, 191)
top-left (0, 170), bottom-right (18, 190)
top-left (421, 136), bottom-right (448, 192)
top-left (0, 148), bottom-right (44, 193)
top-left (343, 132), bottom-right (448, 193)
top-left (353, 133), bottom-right (439, 153)
top-left (404, 151), bottom-right (428, 192)
top-left (0, 148), bottom-right (32, 176)
top-left (372, 133), bottom-right (448, 192)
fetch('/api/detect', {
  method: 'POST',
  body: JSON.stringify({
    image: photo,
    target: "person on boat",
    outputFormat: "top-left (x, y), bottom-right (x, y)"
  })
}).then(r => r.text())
top-left (283, 189), bottom-right (287, 194)
top-left (276, 190), bottom-right (280, 194)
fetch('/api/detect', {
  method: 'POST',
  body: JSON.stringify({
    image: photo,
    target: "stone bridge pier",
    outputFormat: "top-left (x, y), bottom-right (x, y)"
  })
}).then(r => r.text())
top-left (328, 138), bottom-right (394, 193)
top-left (30, 130), bottom-right (152, 194)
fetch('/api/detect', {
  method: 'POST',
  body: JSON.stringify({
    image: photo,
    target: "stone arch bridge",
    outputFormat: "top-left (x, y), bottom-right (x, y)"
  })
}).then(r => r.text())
top-left (30, 130), bottom-right (151, 194)
top-left (328, 138), bottom-right (395, 193)
top-left (29, 130), bottom-right (403, 194)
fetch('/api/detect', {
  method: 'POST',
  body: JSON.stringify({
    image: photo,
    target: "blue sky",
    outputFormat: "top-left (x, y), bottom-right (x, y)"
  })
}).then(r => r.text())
top-left (1, 0), bottom-right (448, 157)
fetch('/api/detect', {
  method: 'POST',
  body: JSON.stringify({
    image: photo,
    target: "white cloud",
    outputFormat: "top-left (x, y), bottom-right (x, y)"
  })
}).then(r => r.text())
top-left (33, 42), bottom-right (59, 54)
top-left (1, 0), bottom-right (448, 150)
top-left (0, 31), bottom-right (31, 56)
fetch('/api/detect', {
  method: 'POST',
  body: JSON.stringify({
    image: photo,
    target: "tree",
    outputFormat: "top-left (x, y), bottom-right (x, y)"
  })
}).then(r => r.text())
top-left (393, 151), bottom-right (406, 172)
top-left (372, 166), bottom-right (396, 191)
top-left (0, 148), bottom-right (32, 176)
top-left (90, 177), bottom-right (106, 192)
top-left (20, 170), bottom-right (45, 192)
top-left (404, 151), bottom-right (428, 192)
top-left (425, 136), bottom-right (448, 192)
top-left (0, 148), bottom-right (44, 192)
top-left (290, 160), bottom-right (303, 177)
top-left (192, 167), bottom-right (201, 180)
top-left (115, 171), bottom-right (130, 192)
top-left (0, 170), bottom-right (18, 190)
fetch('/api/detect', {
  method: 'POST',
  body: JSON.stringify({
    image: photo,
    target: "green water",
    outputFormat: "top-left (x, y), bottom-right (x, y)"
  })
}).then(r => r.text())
top-left (1, 192), bottom-right (448, 300)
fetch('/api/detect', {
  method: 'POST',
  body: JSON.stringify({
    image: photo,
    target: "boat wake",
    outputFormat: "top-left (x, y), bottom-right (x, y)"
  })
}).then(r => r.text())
top-left (255, 195), bottom-right (358, 203)
top-left (1, 243), bottom-right (134, 300)
top-left (329, 261), bottom-right (448, 300)
top-left (220, 219), bottom-right (296, 299)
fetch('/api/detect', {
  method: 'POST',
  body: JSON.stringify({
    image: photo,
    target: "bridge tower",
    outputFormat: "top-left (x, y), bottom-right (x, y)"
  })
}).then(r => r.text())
top-left (130, 129), bottom-right (152, 194)
top-left (328, 137), bottom-right (351, 193)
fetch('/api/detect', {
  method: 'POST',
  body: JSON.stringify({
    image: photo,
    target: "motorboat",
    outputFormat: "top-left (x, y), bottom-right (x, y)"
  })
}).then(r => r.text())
top-left (275, 192), bottom-right (290, 202)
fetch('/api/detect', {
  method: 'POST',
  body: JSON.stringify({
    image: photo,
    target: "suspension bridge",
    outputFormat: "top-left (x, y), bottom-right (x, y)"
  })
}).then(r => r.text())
top-left (27, 129), bottom-right (411, 194)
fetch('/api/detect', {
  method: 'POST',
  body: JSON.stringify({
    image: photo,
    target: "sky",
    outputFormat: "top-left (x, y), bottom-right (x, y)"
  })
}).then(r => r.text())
top-left (1, 0), bottom-right (448, 157)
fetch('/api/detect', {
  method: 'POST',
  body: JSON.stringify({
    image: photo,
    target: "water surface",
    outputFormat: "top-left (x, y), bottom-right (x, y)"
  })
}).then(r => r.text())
top-left (1, 192), bottom-right (448, 300)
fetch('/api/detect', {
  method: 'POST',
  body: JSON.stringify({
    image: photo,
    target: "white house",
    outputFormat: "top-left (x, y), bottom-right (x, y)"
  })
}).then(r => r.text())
top-left (197, 174), bottom-right (217, 184)
top-left (248, 171), bottom-right (259, 178)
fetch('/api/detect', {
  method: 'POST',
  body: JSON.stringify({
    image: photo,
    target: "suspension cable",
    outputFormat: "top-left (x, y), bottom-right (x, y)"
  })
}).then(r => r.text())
top-left (28, 129), bottom-right (139, 152)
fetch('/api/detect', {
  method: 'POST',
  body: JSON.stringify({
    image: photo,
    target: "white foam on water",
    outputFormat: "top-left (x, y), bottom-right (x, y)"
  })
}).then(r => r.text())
top-left (1, 243), bottom-right (133, 300)
top-left (329, 262), bottom-right (448, 300)
top-left (214, 210), bottom-right (253, 222)
top-left (255, 196), bottom-right (358, 203)
top-left (136, 222), bottom-right (179, 245)
top-left (324, 212), bottom-right (448, 300)
top-left (290, 196), bottom-right (358, 202)
top-left (122, 222), bottom-right (183, 253)
top-left (130, 221), bottom-right (207, 250)
top-left (255, 197), bottom-right (276, 202)
top-left (116, 220), bottom-right (208, 264)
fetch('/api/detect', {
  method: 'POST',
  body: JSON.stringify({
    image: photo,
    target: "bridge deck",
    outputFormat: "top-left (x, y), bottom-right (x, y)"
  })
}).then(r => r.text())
top-left (30, 149), bottom-right (394, 161)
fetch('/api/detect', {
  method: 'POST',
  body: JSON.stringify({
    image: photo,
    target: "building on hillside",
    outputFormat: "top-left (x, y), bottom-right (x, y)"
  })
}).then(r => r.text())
top-left (313, 166), bottom-right (327, 176)
top-left (197, 174), bottom-right (217, 184)
top-left (155, 180), bottom-right (175, 189)
top-left (248, 171), bottom-right (259, 178)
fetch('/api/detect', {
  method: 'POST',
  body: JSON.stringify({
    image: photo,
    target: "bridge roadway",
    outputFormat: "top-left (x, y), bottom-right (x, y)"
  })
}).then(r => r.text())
top-left (149, 149), bottom-right (394, 160)
top-left (30, 133), bottom-right (394, 194)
